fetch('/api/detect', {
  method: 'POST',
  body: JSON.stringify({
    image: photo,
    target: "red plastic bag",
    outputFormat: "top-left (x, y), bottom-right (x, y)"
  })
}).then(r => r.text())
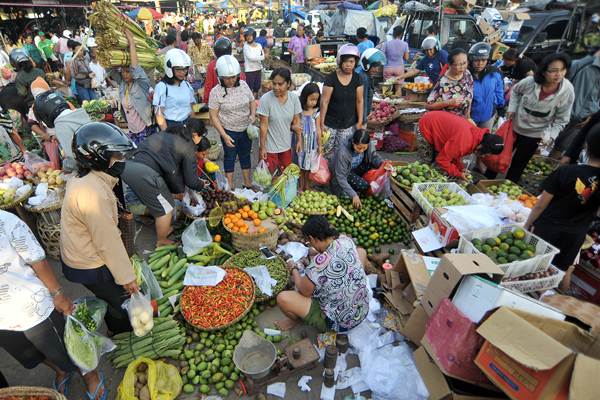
top-left (481, 120), bottom-right (515, 174)
top-left (43, 139), bottom-right (61, 170)
top-left (363, 162), bottom-right (392, 197)
top-left (309, 155), bottom-right (330, 185)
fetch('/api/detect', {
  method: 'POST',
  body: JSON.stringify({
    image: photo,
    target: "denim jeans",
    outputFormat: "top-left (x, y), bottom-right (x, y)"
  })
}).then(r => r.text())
top-left (221, 129), bottom-right (252, 173)
top-left (76, 85), bottom-right (97, 102)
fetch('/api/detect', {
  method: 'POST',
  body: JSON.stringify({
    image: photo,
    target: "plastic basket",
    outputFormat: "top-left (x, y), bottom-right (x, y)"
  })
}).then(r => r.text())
top-left (458, 224), bottom-right (560, 278)
top-left (411, 182), bottom-right (473, 217)
top-left (500, 265), bottom-right (565, 293)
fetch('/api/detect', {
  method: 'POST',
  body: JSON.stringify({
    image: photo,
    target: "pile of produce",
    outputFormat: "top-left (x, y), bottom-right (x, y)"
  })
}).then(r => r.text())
top-left (502, 267), bottom-right (559, 282)
top-left (82, 99), bottom-right (112, 120)
top-left (111, 316), bottom-right (185, 368)
top-left (382, 133), bottom-right (409, 152)
top-left (202, 190), bottom-right (238, 215)
top-left (368, 101), bottom-right (397, 124)
top-left (313, 57), bottom-right (337, 73)
top-left (0, 161), bottom-right (33, 181)
top-left (0, 186), bottom-right (20, 206)
top-left (524, 157), bottom-right (555, 176)
top-left (285, 191), bottom-right (339, 225)
top-left (32, 165), bottom-right (64, 187)
top-left (486, 181), bottom-right (523, 199)
top-left (181, 268), bottom-right (254, 329)
top-left (517, 194), bottom-right (538, 209)
top-left (582, 229), bottom-right (600, 267)
top-left (131, 361), bottom-right (150, 400)
top-left (328, 197), bottom-right (411, 253)
top-left (470, 228), bottom-right (536, 265)
top-left (223, 250), bottom-right (289, 302)
top-left (89, 0), bottom-right (161, 69)
top-left (392, 161), bottom-right (447, 188)
top-left (403, 82), bottom-right (433, 92)
top-left (223, 201), bottom-right (281, 234)
top-left (373, 3), bottom-right (398, 17)
top-left (253, 165), bottom-right (272, 188)
top-left (421, 186), bottom-right (469, 208)
top-left (179, 303), bottom-right (272, 396)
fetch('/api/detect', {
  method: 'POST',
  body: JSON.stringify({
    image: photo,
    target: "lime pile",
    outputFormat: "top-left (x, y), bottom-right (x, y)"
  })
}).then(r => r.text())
top-left (422, 187), bottom-right (469, 208)
top-left (524, 158), bottom-right (555, 176)
top-left (392, 161), bottom-right (447, 188)
top-left (487, 181), bottom-right (523, 199)
top-left (328, 197), bottom-right (411, 253)
top-left (285, 191), bottom-right (339, 225)
top-left (471, 228), bottom-right (536, 265)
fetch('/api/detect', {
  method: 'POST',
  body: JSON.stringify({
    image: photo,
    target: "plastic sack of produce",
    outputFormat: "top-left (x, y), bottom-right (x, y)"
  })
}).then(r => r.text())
top-left (247, 124), bottom-right (259, 140)
top-left (122, 291), bottom-right (154, 337)
top-left (181, 218), bottom-right (212, 256)
top-left (253, 159), bottom-right (272, 190)
top-left (116, 356), bottom-right (182, 400)
top-left (309, 155), bottom-right (331, 185)
top-left (182, 188), bottom-right (206, 217)
top-left (64, 297), bottom-right (115, 374)
top-left (363, 162), bottom-right (393, 197)
top-left (23, 151), bottom-right (51, 173)
top-left (481, 120), bottom-right (514, 174)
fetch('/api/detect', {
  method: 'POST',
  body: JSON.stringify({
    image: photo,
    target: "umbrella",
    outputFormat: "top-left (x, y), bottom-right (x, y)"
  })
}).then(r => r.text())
top-left (128, 7), bottom-right (163, 20)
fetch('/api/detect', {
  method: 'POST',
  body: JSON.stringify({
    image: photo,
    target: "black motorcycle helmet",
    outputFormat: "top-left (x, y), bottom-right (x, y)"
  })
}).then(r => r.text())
top-left (9, 48), bottom-right (28, 69)
top-left (244, 27), bottom-right (256, 40)
top-left (72, 122), bottom-right (134, 172)
top-left (214, 37), bottom-right (232, 58)
top-left (33, 91), bottom-right (70, 129)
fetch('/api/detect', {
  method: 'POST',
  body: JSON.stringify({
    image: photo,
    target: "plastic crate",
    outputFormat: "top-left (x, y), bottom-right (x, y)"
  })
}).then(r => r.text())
top-left (458, 224), bottom-right (560, 278)
top-left (411, 182), bottom-right (473, 217)
top-left (500, 265), bottom-right (565, 293)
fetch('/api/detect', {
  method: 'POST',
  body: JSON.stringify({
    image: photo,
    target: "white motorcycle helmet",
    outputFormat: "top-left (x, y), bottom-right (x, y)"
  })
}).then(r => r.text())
top-left (216, 55), bottom-right (241, 77)
top-left (164, 48), bottom-right (191, 79)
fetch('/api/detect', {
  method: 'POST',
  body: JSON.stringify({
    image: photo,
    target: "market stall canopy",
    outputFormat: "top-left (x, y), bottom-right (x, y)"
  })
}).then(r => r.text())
top-left (128, 7), bottom-right (163, 20)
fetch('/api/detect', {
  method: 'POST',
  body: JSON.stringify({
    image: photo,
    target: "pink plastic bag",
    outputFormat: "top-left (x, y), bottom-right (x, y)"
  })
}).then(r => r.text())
top-left (309, 155), bottom-right (330, 185)
top-left (43, 139), bottom-right (61, 170)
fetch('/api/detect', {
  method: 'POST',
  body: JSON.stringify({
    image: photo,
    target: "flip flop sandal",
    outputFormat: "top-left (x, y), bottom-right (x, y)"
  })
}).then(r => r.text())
top-left (86, 373), bottom-right (107, 400)
top-left (53, 373), bottom-right (73, 396)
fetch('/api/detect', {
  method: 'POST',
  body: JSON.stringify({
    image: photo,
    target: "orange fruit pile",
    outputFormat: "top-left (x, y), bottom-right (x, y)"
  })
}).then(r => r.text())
top-left (404, 82), bottom-right (433, 92)
top-left (224, 205), bottom-right (269, 234)
top-left (518, 194), bottom-right (538, 209)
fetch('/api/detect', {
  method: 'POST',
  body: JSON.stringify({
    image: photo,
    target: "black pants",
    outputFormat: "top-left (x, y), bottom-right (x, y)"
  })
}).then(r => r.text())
top-left (505, 133), bottom-right (540, 183)
top-left (84, 280), bottom-right (132, 334)
top-left (0, 310), bottom-right (77, 374)
top-left (348, 163), bottom-right (370, 194)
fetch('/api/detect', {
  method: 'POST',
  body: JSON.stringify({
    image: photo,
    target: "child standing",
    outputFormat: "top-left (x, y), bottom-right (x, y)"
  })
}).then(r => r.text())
top-left (524, 122), bottom-right (600, 291)
top-left (298, 83), bottom-right (322, 191)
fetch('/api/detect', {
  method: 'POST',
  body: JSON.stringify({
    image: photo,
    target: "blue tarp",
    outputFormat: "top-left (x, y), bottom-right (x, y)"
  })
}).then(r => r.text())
top-left (338, 1), bottom-right (364, 11)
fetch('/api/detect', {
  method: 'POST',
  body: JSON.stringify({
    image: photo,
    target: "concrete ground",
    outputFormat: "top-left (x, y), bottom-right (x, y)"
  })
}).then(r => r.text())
top-left (0, 126), bottom-right (415, 399)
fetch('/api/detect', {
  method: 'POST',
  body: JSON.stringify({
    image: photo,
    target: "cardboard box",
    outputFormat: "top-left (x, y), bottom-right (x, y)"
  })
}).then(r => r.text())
top-left (422, 299), bottom-right (490, 386)
top-left (422, 254), bottom-right (504, 316)
top-left (399, 303), bottom-right (428, 345)
top-left (383, 250), bottom-right (431, 316)
top-left (414, 347), bottom-right (505, 400)
top-left (570, 264), bottom-right (600, 305)
top-left (429, 208), bottom-right (460, 247)
top-left (491, 42), bottom-right (510, 61)
top-left (542, 294), bottom-right (600, 334)
top-left (477, 17), bottom-right (496, 36)
top-left (452, 276), bottom-right (565, 323)
top-left (475, 307), bottom-right (600, 400)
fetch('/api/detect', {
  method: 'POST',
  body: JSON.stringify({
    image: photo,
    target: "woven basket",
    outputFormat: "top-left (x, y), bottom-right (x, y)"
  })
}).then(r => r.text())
top-left (0, 186), bottom-right (34, 210)
top-left (0, 386), bottom-right (66, 399)
top-left (224, 218), bottom-right (279, 251)
top-left (397, 111), bottom-right (425, 123)
top-left (37, 220), bottom-right (60, 259)
top-left (181, 268), bottom-right (255, 331)
top-left (207, 139), bottom-right (223, 161)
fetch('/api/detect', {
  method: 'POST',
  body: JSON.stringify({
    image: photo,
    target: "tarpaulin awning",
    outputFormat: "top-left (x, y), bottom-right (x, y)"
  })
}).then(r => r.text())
top-left (128, 7), bottom-right (163, 20)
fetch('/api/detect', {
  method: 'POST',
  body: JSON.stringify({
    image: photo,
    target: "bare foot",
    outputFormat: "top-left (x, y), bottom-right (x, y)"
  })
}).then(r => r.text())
top-left (156, 238), bottom-right (175, 247)
top-left (275, 317), bottom-right (298, 331)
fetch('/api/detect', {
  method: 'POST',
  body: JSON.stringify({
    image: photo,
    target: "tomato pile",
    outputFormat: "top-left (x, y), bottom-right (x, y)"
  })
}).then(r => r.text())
top-left (181, 268), bottom-right (254, 329)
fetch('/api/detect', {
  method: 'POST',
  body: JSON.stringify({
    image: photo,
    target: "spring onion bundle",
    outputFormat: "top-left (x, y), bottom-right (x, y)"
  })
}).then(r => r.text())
top-left (89, 0), bottom-right (162, 69)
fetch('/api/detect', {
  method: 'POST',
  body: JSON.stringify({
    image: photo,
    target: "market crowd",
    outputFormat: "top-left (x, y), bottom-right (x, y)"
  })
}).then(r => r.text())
top-left (0, 6), bottom-right (598, 399)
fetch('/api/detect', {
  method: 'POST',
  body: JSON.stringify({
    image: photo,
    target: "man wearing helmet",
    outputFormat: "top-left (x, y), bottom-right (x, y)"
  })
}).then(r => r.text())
top-left (153, 48), bottom-right (196, 130)
top-left (61, 122), bottom-right (139, 336)
top-left (208, 55), bottom-right (256, 189)
top-left (202, 37), bottom-right (246, 104)
top-left (12, 48), bottom-right (45, 108)
top-left (468, 42), bottom-right (504, 129)
top-left (243, 27), bottom-right (264, 96)
top-left (357, 48), bottom-right (386, 125)
top-left (399, 37), bottom-right (448, 85)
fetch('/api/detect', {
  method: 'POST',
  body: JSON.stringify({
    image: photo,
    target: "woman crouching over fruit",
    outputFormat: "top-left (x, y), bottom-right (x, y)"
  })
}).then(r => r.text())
top-left (524, 122), bottom-right (600, 292)
top-left (276, 216), bottom-right (370, 333)
top-left (330, 129), bottom-right (384, 209)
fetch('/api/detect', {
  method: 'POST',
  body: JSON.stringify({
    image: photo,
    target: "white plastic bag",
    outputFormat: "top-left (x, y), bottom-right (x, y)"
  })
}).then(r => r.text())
top-left (253, 159), bottom-right (272, 190)
top-left (181, 218), bottom-right (212, 256)
top-left (247, 124), bottom-right (259, 140)
top-left (122, 291), bottom-right (154, 337)
top-left (215, 171), bottom-right (230, 191)
top-left (244, 265), bottom-right (277, 296)
top-left (182, 188), bottom-right (206, 217)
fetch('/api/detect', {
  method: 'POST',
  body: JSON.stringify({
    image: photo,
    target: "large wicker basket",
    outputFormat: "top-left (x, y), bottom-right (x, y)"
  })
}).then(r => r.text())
top-left (223, 218), bottom-right (279, 251)
top-left (0, 386), bottom-right (67, 399)
top-left (37, 220), bottom-right (60, 259)
top-left (0, 186), bottom-right (34, 210)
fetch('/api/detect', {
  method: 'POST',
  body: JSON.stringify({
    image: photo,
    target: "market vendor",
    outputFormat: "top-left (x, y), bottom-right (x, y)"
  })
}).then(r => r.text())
top-left (0, 210), bottom-right (106, 400)
top-left (12, 48), bottom-right (45, 108)
top-left (277, 215), bottom-right (370, 333)
top-left (153, 48), bottom-right (196, 130)
top-left (331, 129), bottom-right (384, 209)
top-left (398, 37), bottom-right (448, 85)
top-left (122, 119), bottom-right (210, 247)
top-left (524, 125), bottom-right (600, 292)
top-left (468, 42), bottom-right (504, 129)
top-left (111, 30), bottom-right (154, 144)
top-left (61, 122), bottom-right (139, 335)
top-left (357, 48), bottom-right (387, 125)
top-left (418, 111), bottom-right (504, 179)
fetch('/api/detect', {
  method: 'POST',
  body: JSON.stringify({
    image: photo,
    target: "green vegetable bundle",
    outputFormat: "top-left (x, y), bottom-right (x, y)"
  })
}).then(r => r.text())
top-left (89, 0), bottom-right (161, 69)
top-left (111, 316), bottom-right (185, 368)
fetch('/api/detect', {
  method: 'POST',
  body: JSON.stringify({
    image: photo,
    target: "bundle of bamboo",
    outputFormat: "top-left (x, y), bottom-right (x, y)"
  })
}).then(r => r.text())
top-left (89, 0), bottom-right (162, 70)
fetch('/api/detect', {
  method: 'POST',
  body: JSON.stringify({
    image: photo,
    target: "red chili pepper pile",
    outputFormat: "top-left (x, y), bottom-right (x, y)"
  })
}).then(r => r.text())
top-left (181, 268), bottom-right (254, 329)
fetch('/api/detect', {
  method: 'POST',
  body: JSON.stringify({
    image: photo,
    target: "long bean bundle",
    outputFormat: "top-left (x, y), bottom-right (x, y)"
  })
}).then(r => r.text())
top-left (89, 0), bottom-right (162, 69)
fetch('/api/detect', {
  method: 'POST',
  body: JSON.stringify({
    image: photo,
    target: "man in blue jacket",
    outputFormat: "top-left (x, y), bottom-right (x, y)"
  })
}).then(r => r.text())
top-left (468, 42), bottom-right (504, 129)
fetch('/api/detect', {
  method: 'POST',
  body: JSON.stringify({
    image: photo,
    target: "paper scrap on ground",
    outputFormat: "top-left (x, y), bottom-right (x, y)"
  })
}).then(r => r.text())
top-left (337, 367), bottom-right (363, 390)
top-left (277, 241), bottom-right (309, 262)
top-left (367, 274), bottom-right (378, 288)
top-left (298, 375), bottom-right (312, 392)
top-left (422, 256), bottom-right (441, 274)
top-left (320, 383), bottom-right (336, 400)
top-left (244, 265), bottom-right (277, 296)
top-left (267, 382), bottom-right (286, 398)
top-left (412, 226), bottom-right (443, 252)
top-left (183, 265), bottom-right (225, 286)
top-left (334, 352), bottom-right (347, 380)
